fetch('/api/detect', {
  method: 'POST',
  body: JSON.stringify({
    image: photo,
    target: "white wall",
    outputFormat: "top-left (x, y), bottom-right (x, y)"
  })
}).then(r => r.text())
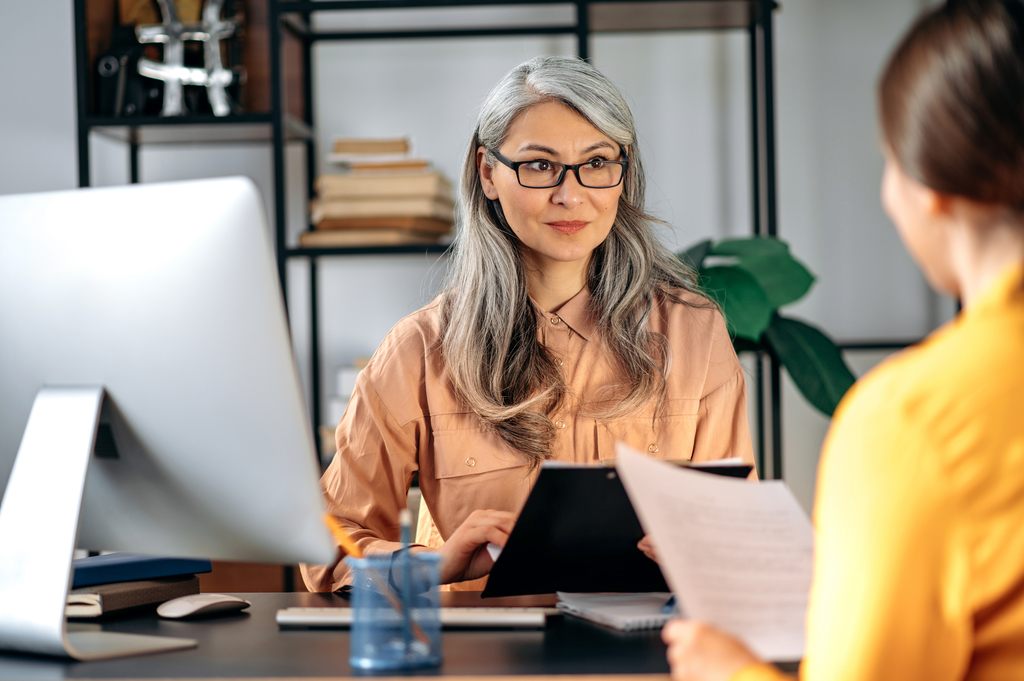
top-left (0, 1), bottom-right (77, 194)
top-left (0, 0), bottom-right (944, 511)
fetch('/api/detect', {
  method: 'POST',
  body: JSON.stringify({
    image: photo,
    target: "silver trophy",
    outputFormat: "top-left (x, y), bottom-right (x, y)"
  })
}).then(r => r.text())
top-left (135, 0), bottom-right (240, 116)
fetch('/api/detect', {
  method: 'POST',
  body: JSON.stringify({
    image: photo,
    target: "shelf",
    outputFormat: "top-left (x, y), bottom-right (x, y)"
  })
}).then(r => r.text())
top-left (309, 25), bottom-right (576, 41)
top-left (286, 244), bottom-right (452, 257)
top-left (278, 0), bottom-right (559, 11)
top-left (591, 1), bottom-right (769, 32)
top-left (276, 1), bottom-right (773, 33)
top-left (85, 114), bottom-right (313, 145)
top-left (71, 0), bottom-right (784, 479)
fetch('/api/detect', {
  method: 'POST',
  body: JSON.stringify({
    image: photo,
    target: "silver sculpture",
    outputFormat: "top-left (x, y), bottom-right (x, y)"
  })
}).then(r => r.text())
top-left (136, 0), bottom-right (239, 116)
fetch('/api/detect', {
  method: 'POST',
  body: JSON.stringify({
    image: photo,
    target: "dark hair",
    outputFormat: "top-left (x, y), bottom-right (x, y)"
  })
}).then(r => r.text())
top-left (878, 0), bottom-right (1024, 208)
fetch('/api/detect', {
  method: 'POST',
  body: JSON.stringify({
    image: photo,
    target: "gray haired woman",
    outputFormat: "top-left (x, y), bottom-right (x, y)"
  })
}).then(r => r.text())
top-left (302, 56), bottom-right (753, 593)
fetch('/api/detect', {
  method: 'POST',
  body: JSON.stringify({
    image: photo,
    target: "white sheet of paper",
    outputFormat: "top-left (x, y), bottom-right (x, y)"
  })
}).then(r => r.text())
top-left (615, 444), bottom-right (813, 661)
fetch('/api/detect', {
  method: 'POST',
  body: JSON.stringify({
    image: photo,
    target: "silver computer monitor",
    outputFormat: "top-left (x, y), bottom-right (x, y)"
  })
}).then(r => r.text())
top-left (0, 177), bottom-right (335, 660)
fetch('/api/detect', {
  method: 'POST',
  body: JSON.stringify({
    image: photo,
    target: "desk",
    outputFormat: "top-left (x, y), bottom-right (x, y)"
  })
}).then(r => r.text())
top-left (0, 592), bottom-right (673, 680)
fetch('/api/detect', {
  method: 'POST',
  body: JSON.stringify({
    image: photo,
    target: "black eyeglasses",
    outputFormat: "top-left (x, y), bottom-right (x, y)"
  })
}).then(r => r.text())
top-left (488, 147), bottom-right (628, 189)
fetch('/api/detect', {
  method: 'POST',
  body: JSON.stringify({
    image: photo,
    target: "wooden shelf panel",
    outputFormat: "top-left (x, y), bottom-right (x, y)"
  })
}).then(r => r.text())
top-left (591, 1), bottom-right (763, 32)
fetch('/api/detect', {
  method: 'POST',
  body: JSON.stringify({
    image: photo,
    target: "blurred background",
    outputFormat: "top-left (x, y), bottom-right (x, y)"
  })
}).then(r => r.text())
top-left (0, 0), bottom-right (949, 512)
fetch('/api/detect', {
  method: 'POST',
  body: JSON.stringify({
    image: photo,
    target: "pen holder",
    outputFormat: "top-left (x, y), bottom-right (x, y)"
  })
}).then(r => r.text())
top-left (347, 552), bottom-right (442, 671)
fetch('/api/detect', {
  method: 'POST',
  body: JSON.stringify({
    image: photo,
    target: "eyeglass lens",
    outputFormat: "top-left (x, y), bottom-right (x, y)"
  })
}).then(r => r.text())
top-left (518, 160), bottom-right (623, 188)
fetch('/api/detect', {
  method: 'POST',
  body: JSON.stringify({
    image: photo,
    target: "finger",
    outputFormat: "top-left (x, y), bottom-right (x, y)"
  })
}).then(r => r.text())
top-left (492, 516), bottom-right (516, 534)
top-left (465, 511), bottom-right (516, 535)
top-left (482, 525), bottom-right (510, 548)
top-left (453, 522), bottom-right (511, 553)
top-left (665, 638), bottom-right (696, 681)
top-left (666, 642), bottom-right (691, 670)
top-left (459, 525), bottom-right (510, 551)
top-left (477, 510), bottom-right (517, 530)
top-left (662, 619), bottom-right (694, 645)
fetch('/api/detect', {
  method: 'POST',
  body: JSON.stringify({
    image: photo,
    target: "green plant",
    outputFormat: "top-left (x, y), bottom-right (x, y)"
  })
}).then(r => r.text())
top-left (678, 237), bottom-right (856, 416)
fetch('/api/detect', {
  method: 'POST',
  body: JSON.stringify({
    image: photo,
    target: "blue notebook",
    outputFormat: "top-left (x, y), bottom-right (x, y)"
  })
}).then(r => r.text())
top-left (71, 553), bottom-right (212, 589)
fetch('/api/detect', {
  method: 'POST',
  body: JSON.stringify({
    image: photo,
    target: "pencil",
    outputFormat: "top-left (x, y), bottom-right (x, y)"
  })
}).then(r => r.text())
top-left (323, 513), bottom-right (365, 558)
top-left (323, 512), bottom-right (430, 645)
top-left (399, 509), bottom-right (414, 653)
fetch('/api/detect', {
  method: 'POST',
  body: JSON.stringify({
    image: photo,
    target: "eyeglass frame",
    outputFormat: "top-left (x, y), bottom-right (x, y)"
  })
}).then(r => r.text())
top-left (487, 147), bottom-right (629, 189)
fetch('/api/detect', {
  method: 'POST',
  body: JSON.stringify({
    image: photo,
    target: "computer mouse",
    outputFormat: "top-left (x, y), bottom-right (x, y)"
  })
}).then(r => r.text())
top-left (156, 593), bottom-right (251, 619)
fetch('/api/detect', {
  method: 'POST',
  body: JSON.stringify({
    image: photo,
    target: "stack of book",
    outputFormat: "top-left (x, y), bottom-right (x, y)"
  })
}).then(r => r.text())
top-left (303, 137), bottom-right (455, 248)
top-left (66, 553), bottom-right (212, 619)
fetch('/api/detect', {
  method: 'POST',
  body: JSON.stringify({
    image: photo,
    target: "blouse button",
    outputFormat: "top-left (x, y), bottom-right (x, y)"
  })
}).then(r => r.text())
top-left (555, 420), bottom-right (567, 430)
top-left (549, 316), bottom-right (560, 325)
top-left (465, 457), bottom-right (477, 468)
top-left (648, 443), bottom-right (659, 454)
top-left (555, 358), bottom-right (564, 367)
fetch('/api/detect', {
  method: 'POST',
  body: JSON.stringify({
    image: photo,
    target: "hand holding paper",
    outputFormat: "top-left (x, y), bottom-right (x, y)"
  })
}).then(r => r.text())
top-left (615, 443), bottom-right (813, 661)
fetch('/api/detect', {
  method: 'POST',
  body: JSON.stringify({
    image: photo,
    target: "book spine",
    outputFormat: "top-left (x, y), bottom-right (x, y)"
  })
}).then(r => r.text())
top-left (72, 556), bottom-right (213, 588)
top-left (316, 175), bottom-right (451, 198)
top-left (311, 200), bottom-right (454, 222)
top-left (331, 137), bottom-right (410, 155)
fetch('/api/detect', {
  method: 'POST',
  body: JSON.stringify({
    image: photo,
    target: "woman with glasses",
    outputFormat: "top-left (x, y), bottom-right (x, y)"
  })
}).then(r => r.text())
top-left (663, 1), bottom-right (1024, 679)
top-left (303, 56), bottom-right (754, 591)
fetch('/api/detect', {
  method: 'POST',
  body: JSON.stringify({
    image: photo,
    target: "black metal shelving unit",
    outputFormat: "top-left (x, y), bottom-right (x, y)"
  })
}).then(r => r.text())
top-left (74, 0), bottom-right (797, 478)
top-left (268, 0), bottom-right (785, 477)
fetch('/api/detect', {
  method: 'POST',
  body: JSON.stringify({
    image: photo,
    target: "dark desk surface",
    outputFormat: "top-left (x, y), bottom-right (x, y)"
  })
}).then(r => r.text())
top-left (0, 592), bottom-right (673, 680)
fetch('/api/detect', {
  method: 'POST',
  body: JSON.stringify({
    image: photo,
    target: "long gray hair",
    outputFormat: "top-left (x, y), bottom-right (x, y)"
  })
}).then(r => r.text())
top-left (441, 56), bottom-right (700, 465)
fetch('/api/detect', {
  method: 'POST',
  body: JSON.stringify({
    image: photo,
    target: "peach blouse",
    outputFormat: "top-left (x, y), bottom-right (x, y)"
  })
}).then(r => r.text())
top-left (301, 287), bottom-right (754, 592)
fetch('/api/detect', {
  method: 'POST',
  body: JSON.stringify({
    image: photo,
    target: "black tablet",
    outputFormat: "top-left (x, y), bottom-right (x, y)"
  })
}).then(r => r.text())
top-left (481, 460), bottom-right (752, 597)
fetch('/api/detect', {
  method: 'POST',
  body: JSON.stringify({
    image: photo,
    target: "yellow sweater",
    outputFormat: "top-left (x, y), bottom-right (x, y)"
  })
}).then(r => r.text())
top-left (736, 264), bottom-right (1024, 681)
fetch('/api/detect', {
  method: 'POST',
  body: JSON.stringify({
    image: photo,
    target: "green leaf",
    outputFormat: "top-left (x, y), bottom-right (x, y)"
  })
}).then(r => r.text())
top-left (699, 266), bottom-right (773, 341)
top-left (677, 239), bottom-right (712, 270)
top-left (709, 237), bottom-right (790, 259)
top-left (764, 315), bottom-right (856, 416)
top-left (737, 253), bottom-right (815, 308)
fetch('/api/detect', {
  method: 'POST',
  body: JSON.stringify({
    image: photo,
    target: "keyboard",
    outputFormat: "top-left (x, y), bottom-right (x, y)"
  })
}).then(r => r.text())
top-left (276, 606), bottom-right (554, 630)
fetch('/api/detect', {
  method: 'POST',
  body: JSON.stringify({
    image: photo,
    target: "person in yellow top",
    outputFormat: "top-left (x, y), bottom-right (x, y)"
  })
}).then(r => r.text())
top-left (662, 1), bottom-right (1024, 679)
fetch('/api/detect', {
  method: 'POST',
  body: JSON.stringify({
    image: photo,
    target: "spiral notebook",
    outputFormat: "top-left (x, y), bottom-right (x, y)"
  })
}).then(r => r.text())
top-left (555, 592), bottom-right (676, 631)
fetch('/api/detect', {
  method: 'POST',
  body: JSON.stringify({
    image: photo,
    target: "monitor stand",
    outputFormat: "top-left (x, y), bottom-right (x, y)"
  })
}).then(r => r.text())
top-left (0, 387), bottom-right (197, 660)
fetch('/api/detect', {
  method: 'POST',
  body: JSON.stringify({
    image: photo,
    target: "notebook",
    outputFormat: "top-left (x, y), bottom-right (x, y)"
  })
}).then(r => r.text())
top-left (555, 592), bottom-right (675, 631)
top-left (66, 575), bottom-right (200, 618)
top-left (71, 553), bottom-right (212, 589)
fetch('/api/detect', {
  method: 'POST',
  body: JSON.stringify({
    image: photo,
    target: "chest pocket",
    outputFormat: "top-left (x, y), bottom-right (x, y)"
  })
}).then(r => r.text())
top-left (594, 398), bottom-right (700, 462)
top-left (430, 412), bottom-right (530, 479)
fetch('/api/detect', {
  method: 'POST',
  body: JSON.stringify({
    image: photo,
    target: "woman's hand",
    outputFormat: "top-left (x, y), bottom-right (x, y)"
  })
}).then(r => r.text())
top-left (662, 620), bottom-right (761, 681)
top-left (437, 509), bottom-right (516, 584)
top-left (638, 535), bottom-right (658, 562)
